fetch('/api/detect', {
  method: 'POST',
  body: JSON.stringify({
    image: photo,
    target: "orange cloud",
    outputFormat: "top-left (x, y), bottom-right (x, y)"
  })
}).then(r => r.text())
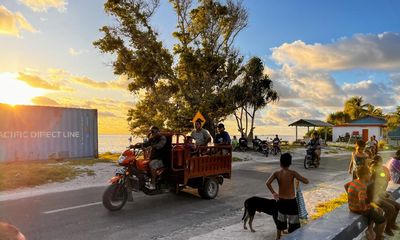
top-left (18, 0), bottom-right (67, 12)
top-left (31, 96), bottom-right (59, 106)
top-left (0, 5), bottom-right (37, 37)
top-left (72, 76), bottom-right (128, 90)
top-left (18, 72), bottom-right (62, 90)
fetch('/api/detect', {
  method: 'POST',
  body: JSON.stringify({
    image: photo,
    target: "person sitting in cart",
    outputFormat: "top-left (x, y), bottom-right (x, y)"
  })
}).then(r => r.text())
top-left (191, 119), bottom-right (212, 146)
top-left (215, 123), bottom-right (231, 145)
top-left (215, 123), bottom-right (231, 155)
top-left (144, 126), bottom-right (168, 190)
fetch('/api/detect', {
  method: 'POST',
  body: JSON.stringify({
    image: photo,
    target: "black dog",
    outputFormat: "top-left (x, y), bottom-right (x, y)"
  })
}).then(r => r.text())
top-left (242, 196), bottom-right (278, 232)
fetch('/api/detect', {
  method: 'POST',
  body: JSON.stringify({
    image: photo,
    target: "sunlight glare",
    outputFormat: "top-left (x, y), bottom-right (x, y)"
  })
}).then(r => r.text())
top-left (0, 73), bottom-right (46, 105)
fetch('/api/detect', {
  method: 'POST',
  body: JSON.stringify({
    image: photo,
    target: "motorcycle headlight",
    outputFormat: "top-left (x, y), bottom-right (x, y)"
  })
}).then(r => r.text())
top-left (118, 155), bottom-right (127, 165)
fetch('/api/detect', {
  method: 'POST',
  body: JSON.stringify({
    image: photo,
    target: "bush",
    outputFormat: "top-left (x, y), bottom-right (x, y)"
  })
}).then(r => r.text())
top-left (378, 140), bottom-right (386, 149)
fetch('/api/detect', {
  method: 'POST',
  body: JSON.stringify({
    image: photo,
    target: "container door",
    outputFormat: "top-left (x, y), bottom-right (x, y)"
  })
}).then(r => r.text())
top-left (362, 129), bottom-right (369, 142)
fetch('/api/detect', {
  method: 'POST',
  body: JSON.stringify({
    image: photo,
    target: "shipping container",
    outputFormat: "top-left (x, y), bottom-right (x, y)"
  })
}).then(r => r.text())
top-left (0, 104), bottom-right (98, 162)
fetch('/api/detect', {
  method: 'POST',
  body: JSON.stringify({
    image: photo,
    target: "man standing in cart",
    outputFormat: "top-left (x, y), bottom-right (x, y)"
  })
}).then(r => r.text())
top-left (191, 119), bottom-right (212, 146)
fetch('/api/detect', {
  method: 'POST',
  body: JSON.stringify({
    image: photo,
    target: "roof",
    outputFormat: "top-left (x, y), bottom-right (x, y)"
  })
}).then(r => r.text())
top-left (288, 119), bottom-right (334, 127)
top-left (348, 115), bottom-right (386, 125)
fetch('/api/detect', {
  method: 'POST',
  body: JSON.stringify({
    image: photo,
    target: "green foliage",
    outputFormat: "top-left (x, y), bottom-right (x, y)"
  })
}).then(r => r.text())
top-left (95, 0), bottom-right (249, 136)
top-left (305, 127), bottom-right (332, 141)
top-left (386, 106), bottom-right (400, 130)
top-left (232, 57), bottom-right (279, 139)
top-left (327, 96), bottom-right (384, 126)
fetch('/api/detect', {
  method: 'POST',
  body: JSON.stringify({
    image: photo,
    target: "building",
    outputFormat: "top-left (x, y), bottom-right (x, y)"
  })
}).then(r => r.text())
top-left (388, 127), bottom-right (400, 147)
top-left (332, 115), bottom-right (386, 142)
top-left (0, 104), bottom-right (98, 162)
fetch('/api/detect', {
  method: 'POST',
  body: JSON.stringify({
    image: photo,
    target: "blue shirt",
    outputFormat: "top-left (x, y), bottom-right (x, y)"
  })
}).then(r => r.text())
top-left (215, 131), bottom-right (231, 144)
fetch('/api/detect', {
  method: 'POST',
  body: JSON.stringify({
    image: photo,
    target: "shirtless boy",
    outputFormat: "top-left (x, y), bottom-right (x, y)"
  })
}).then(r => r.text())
top-left (266, 153), bottom-right (309, 239)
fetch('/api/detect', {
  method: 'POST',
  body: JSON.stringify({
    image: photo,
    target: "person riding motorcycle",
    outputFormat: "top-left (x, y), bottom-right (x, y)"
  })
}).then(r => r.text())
top-left (143, 126), bottom-right (167, 190)
top-left (305, 132), bottom-right (321, 166)
top-left (272, 134), bottom-right (281, 153)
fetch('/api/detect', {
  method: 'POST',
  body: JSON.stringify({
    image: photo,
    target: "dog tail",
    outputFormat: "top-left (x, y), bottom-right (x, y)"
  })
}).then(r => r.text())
top-left (242, 201), bottom-right (248, 220)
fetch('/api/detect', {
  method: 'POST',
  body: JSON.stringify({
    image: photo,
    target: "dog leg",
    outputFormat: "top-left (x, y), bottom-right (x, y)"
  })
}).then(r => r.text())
top-left (249, 215), bottom-right (256, 232)
top-left (243, 215), bottom-right (248, 230)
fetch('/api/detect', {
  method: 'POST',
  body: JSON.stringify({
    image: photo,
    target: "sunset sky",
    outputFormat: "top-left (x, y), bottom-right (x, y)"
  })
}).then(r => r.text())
top-left (1, 0), bottom-right (399, 136)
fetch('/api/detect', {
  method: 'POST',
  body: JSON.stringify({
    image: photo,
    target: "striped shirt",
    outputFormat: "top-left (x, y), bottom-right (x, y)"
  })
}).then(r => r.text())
top-left (346, 179), bottom-right (369, 212)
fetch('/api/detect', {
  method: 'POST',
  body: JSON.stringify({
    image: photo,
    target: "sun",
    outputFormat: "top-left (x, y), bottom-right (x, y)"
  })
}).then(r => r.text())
top-left (0, 73), bottom-right (46, 105)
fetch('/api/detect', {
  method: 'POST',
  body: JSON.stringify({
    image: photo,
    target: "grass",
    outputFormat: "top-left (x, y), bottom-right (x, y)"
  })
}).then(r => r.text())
top-left (310, 193), bottom-right (348, 220)
top-left (233, 156), bottom-right (244, 162)
top-left (0, 153), bottom-right (120, 191)
top-left (0, 160), bottom-right (84, 191)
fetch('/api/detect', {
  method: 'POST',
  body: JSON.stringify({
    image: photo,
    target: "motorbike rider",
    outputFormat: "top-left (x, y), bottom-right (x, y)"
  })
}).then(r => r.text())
top-left (144, 126), bottom-right (167, 190)
top-left (273, 134), bottom-right (281, 152)
top-left (305, 132), bottom-right (322, 166)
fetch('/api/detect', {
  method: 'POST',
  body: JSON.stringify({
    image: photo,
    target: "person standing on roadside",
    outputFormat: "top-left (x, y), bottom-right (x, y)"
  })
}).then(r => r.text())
top-left (266, 153), bottom-right (309, 239)
top-left (349, 140), bottom-right (369, 180)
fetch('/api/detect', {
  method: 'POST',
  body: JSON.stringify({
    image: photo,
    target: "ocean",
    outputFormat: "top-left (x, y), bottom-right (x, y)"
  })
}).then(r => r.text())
top-left (98, 134), bottom-right (297, 153)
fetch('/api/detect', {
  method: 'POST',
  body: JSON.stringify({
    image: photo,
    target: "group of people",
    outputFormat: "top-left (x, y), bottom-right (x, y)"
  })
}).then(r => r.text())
top-left (144, 119), bottom-right (231, 189)
top-left (346, 139), bottom-right (400, 239)
top-left (264, 137), bottom-right (400, 240)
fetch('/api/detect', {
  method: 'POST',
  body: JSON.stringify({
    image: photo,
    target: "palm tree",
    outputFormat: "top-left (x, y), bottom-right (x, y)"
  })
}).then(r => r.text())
top-left (344, 96), bottom-right (368, 120)
top-left (364, 103), bottom-right (383, 117)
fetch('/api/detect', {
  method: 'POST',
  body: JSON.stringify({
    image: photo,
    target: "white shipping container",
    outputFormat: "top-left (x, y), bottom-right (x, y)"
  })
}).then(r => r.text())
top-left (0, 104), bottom-right (98, 162)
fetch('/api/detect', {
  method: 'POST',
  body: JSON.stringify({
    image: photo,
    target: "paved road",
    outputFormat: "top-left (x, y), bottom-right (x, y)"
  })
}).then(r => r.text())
top-left (0, 152), bottom-right (393, 240)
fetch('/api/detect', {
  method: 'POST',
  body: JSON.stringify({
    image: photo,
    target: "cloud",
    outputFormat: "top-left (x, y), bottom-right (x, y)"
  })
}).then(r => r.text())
top-left (0, 5), bottom-right (37, 37)
top-left (261, 105), bottom-right (326, 127)
top-left (269, 64), bottom-right (345, 107)
top-left (31, 96), bottom-right (59, 106)
top-left (18, 0), bottom-right (67, 12)
top-left (342, 80), bottom-right (396, 107)
top-left (99, 111), bottom-right (117, 117)
top-left (69, 48), bottom-right (88, 56)
top-left (271, 32), bottom-right (400, 71)
top-left (17, 72), bottom-right (62, 90)
top-left (72, 75), bottom-right (129, 90)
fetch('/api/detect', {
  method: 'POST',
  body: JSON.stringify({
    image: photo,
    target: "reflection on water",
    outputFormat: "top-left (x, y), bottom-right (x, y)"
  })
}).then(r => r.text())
top-left (98, 134), bottom-right (297, 153)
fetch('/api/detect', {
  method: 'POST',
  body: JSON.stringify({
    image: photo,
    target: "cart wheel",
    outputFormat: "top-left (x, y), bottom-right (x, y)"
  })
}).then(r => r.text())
top-left (198, 178), bottom-right (219, 199)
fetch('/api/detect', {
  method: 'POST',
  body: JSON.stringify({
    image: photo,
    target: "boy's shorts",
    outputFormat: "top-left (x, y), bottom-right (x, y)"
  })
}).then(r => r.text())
top-left (359, 208), bottom-right (385, 225)
top-left (277, 198), bottom-right (300, 233)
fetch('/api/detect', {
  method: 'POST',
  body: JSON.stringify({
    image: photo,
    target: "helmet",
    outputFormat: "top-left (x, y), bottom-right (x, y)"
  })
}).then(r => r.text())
top-left (217, 123), bottom-right (225, 129)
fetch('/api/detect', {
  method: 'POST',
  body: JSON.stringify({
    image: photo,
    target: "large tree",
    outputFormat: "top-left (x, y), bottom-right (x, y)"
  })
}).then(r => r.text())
top-left (232, 57), bottom-right (278, 139)
top-left (94, 0), bottom-right (248, 136)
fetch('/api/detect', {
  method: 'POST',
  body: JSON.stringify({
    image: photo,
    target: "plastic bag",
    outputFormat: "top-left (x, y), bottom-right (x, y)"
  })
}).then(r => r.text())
top-left (296, 185), bottom-right (308, 220)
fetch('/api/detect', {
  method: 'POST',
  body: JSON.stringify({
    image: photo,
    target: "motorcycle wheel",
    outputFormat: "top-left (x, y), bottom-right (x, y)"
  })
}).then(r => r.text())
top-left (102, 183), bottom-right (128, 211)
top-left (304, 156), bottom-right (311, 169)
top-left (198, 178), bottom-right (219, 199)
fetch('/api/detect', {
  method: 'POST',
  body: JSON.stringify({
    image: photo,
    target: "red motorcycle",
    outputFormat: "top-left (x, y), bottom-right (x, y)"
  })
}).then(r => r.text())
top-left (102, 133), bottom-right (232, 211)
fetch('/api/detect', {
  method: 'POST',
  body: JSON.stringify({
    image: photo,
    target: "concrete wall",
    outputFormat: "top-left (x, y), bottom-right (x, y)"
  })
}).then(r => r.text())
top-left (332, 126), bottom-right (383, 142)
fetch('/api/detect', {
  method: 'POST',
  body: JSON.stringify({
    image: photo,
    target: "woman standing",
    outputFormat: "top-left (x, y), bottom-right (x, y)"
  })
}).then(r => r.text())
top-left (348, 140), bottom-right (369, 180)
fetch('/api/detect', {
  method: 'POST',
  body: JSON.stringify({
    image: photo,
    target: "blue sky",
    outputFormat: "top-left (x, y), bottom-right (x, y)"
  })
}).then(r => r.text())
top-left (0, 0), bottom-right (399, 134)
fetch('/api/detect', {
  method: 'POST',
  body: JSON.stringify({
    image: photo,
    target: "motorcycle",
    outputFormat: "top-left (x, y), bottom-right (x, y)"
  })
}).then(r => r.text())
top-left (102, 144), bottom-right (172, 211)
top-left (253, 138), bottom-right (269, 157)
top-left (304, 147), bottom-right (318, 169)
top-left (238, 137), bottom-right (249, 151)
top-left (271, 139), bottom-right (281, 156)
top-left (260, 140), bottom-right (269, 157)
